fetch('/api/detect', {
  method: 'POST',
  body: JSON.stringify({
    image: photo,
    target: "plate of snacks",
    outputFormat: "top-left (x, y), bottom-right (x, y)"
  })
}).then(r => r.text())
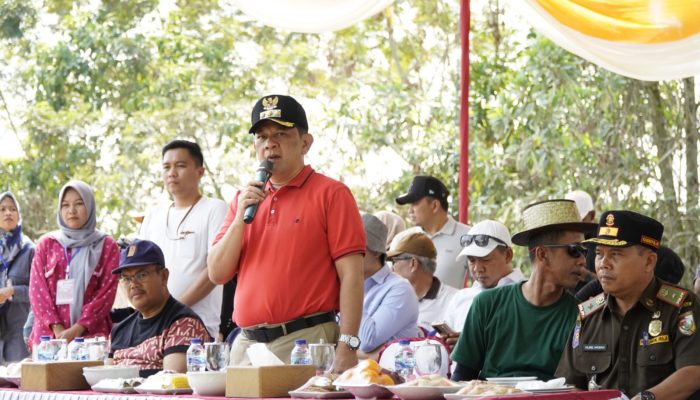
top-left (289, 373), bottom-right (351, 399)
top-left (334, 359), bottom-right (399, 399)
top-left (92, 378), bottom-right (145, 394)
top-left (444, 380), bottom-right (529, 399)
top-left (134, 371), bottom-right (192, 395)
top-left (388, 374), bottom-right (462, 400)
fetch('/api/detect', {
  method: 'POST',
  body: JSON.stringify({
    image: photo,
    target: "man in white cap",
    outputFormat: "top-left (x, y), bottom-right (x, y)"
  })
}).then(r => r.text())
top-left (440, 220), bottom-right (525, 348)
top-left (565, 190), bottom-right (595, 223)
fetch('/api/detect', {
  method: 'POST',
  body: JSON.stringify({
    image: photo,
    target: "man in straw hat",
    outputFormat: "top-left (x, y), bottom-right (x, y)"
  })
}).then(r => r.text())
top-left (556, 211), bottom-right (700, 400)
top-left (451, 199), bottom-right (595, 381)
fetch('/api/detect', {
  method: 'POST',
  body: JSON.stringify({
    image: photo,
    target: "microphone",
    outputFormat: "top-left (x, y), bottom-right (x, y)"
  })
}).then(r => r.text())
top-left (243, 160), bottom-right (273, 224)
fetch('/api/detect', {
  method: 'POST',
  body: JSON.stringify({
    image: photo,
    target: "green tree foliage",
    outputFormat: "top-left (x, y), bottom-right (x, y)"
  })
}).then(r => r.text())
top-left (0, 0), bottom-right (697, 286)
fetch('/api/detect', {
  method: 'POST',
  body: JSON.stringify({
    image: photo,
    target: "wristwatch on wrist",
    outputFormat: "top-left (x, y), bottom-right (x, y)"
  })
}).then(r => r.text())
top-left (640, 391), bottom-right (655, 400)
top-left (338, 334), bottom-right (361, 351)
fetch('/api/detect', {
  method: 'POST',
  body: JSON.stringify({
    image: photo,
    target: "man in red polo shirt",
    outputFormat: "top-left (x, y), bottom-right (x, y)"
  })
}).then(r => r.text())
top-left (208, 95), bottom-right (365, 372)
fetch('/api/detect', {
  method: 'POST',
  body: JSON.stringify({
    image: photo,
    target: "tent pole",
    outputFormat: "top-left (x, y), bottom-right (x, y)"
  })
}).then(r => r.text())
top-left (459, 0), bottom-right (471, 224)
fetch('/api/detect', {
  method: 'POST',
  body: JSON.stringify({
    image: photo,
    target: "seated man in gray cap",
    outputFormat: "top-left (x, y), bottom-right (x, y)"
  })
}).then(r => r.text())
top-left (108, 239), bottom-right (210, 377)
top-left (451, 199), bottom-right (595, 381)
top-left (389, 232), bottom-right (457, 333)
top-left (359, 214), bottom-right (419, 358)
top-left (556, 211), bottom-right (700, 400)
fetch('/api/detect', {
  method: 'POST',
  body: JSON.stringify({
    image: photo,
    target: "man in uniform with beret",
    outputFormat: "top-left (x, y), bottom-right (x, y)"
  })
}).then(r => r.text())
top-left (556, 211), bottom-right (700, 400)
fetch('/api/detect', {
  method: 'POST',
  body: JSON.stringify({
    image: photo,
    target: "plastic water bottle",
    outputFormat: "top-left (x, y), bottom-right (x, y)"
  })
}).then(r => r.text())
top-left (290, 339), bottom-right (312, 365)
top-left (394, 340), bottom-right (415, 380)
top-left (35, 335), bottom-right (52, 362)
top-left (68, 337), bottom-right (89, 360)
top-left (186, 338), bottom-right (206, 372)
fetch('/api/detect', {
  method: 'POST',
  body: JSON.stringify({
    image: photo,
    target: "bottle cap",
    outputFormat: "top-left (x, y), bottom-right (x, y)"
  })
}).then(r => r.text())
top-left (40, 335), bottom-right (51, 341)
top-left (74, 337), bottom-right (85, 342)
top-left (294, 339), bottom-right (307, 345)
top-left (191, 338), bottom-right (202, 344)
top-left (399, 339), bottom-right (411, 345)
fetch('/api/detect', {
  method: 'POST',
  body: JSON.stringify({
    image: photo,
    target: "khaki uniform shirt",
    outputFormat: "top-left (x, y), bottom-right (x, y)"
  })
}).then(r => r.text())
top-left (556, 278), bottom-right (700, 397)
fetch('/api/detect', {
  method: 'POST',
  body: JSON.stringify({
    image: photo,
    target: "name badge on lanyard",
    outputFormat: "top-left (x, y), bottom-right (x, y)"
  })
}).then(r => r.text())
top-left (56, 246), bottom-right (81, 306)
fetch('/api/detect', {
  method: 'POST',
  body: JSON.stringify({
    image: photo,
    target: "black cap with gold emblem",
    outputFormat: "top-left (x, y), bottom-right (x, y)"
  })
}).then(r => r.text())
top-left (113, 239), bottom-right (166, 274)
top-left (583, 210), bottom-right (664, 252)
top-left (249, 94), bottom-right (308, 134)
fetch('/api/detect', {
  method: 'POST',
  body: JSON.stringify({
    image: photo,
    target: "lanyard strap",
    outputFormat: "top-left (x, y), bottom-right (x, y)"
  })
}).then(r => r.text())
top-left (62, 246), bottom-right (82, 277)
top-left (0, 255), bottom-right (7, 272)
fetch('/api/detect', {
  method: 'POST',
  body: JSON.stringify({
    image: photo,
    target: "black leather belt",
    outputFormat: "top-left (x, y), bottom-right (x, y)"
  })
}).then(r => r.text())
top-left (242, 312), bottom-right (336, 343)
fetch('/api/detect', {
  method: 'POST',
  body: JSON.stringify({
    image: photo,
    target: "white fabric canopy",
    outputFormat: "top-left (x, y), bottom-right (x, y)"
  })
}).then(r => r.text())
top-left (230, 0), bottom-right (396, 33)
top-left (516, 1), bottom-right (700, 81)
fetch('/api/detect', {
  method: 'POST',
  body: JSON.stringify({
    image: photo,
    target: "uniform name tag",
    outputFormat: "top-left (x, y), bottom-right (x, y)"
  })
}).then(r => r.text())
top-left (583, 344), bottom-right (608, 352)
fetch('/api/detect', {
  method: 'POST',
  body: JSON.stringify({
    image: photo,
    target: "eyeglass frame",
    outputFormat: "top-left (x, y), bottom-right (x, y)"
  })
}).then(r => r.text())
top-left (460, 234), bottom-right (508, 248)
top-left (530, 243), bottom-right (588, 259)
top-left (119, 265), bottom-right (165, 285)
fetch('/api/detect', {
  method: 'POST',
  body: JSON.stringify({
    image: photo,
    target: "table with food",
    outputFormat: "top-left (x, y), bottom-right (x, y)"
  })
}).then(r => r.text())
top-left (0, 357), bottom-right (622, 400)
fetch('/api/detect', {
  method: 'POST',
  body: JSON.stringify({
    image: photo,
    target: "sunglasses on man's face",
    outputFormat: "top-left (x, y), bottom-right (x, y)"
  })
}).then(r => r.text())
top-left (460, 234), bottom-right (508, 248)
top-left (538, 244), bottom-right (588, 258)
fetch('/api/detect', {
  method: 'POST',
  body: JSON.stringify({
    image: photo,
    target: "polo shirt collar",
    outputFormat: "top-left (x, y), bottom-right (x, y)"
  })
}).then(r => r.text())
top-left (422, 277), bottom-right (441, 300)
top-left (425, 216), bottom-right (457, 238)
top-left (266, 165), bottom-right (314, 190)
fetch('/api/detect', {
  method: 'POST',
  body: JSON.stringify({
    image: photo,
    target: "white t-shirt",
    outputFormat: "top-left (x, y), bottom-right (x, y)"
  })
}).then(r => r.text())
top-left (418, 278), bottom-right (458, 332)
top-left (444, 268), bottom-right (526, 332)
top-left (139, 196), bottom-right (228, 337)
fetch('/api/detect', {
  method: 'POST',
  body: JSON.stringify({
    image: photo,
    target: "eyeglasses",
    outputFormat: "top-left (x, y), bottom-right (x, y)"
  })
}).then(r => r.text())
top-left (119, 267), bottom-right (163, 285)
top-left (460, 234), bottom-right (508, 248)
top-left (535, 244), bottom-right (588, 258)
top-left (390, 256), bottom-right (413, 263)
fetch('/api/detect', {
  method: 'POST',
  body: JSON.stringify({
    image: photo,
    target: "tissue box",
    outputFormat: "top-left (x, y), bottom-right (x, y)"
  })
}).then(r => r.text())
top-left (21, 360), bottom-right (103, 391)
top-left (226, 365), bottom-right (316, 398)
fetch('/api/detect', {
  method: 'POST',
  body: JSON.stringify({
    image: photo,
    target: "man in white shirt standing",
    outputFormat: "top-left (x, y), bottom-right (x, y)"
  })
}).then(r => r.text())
top-left (442, 220), bottom-right (525, 347)
top-left (139, 140), bottom-right (227, 338)
top-left (388, 232), bottom-right (457, 333)
top-left (395, 176), bottom-right (471, 289)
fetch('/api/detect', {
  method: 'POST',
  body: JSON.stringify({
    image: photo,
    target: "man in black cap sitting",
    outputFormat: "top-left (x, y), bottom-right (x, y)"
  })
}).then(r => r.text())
top-left (108, 239), bottom-right (210, 377)
top-left (556, 211), bottom-right (700, 400)
top-left (395, 175), bottom-right (470, 289)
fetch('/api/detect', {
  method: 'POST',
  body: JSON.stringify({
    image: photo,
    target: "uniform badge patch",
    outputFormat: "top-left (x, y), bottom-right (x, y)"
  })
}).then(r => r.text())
top-left (657, 284), bottom-right (688, 308)
top-left (572, 322), bottom-right (581, 349)
top-left (648, 319), bottom-right (662, 337)
top-left (678, 312), bottom-right (696, 336)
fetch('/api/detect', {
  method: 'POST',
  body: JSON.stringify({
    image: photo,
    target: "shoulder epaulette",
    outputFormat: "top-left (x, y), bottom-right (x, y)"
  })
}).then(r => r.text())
top-left (578, 293), bottom-right (606, 320)
top-left (657, 284), bottom-right (688, 308)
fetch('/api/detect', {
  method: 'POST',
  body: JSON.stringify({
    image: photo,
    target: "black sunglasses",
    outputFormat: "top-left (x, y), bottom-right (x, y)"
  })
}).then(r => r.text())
top-left (460, 234), bottom-right (508, 248)
top-left (538, 244), bottom-right (588, 258)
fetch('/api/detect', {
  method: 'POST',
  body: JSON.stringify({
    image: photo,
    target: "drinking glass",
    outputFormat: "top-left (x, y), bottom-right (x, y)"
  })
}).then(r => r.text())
top-left (413, 343), bottom-right (442, 376)
top-left (205, 342), bottom-right (230, 371)
top-left (309, 343), bottom-right (335, 375)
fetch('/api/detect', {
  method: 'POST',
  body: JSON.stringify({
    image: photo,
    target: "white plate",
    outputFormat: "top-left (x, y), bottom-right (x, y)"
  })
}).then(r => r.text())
top-left (444, 394), bottom-right (531, 399)
top-left (289, 389), bottom-right (353, 398)
top-left (485, 377), bottom-right (537, 387)
top-left (134, 386), bottom-right (193, 395)
top-left (337, 384), bottom-right (394, 400)
top-left (91, 384), bottom-right (138, 394)
top-left (388, 384), bottom-right (463, 400)
top-left (526, 386), bottom-right (576, 393)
